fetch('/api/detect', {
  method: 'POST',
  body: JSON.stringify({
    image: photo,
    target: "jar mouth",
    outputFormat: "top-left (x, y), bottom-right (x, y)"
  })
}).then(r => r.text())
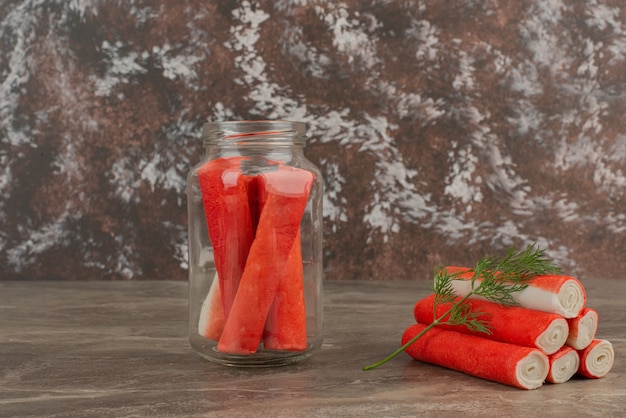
top-left (202, 120), bottom-right (307, 145)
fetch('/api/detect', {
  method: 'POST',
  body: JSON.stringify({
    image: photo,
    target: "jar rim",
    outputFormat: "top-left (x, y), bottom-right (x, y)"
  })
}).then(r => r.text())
top-left (202, 120), bottom-right (306, 143)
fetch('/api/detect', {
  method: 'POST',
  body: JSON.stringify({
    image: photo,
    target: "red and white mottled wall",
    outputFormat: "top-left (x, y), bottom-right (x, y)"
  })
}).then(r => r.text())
top-left (1, 0), bottom-right (625, 281)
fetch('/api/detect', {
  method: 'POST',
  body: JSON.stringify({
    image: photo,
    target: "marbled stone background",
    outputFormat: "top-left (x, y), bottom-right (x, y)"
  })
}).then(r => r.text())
top-left (1, 0), bottom-right (624, 281)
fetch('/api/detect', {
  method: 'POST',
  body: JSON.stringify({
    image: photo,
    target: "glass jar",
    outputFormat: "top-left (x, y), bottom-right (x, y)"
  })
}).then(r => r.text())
top-left (187, 120), bottom-right (323, 366)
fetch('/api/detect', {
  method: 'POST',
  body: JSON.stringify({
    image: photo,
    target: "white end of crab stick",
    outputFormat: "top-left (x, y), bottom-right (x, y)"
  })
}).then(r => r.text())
top-left (566, 308), bottom-right (598, 350)
top-left (578, 339), bottom-right (614, 379)
top-left (546, 346), bottom-right (580, 384)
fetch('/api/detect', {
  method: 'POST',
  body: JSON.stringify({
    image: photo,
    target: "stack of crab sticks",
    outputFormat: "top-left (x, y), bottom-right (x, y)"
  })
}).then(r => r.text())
top-left (402, 267), bottom-right (615, 390)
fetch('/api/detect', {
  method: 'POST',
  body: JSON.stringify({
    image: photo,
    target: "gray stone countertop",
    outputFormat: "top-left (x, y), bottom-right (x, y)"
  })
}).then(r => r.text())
top-left (1, 279), bottom-right (624, 417)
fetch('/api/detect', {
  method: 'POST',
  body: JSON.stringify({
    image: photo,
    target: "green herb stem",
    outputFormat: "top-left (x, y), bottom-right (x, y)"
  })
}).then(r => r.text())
top-left (362, 287), bottom-right (474, 371)
top-left (362, 315), bottom-right (440, 371)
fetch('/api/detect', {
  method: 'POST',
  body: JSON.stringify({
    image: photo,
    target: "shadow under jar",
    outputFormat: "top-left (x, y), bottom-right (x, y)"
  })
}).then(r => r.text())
top-left (187, 120), bottom-right (323, 367)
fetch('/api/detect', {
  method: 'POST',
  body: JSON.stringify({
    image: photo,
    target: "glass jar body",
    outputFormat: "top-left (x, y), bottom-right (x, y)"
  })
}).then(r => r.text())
top-left (187, 121), bottom-right (323, 366)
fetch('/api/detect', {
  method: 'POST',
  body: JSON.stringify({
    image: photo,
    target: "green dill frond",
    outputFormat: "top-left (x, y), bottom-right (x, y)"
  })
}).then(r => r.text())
top-left (442, 303), bottom-right (493, 334)
top-left (432, 268), bottom-right (457, 305)
top-left (469, 243), bottom-right (560, 304)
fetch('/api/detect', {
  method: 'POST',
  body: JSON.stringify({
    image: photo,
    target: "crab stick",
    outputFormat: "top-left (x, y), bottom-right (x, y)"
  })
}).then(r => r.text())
top-left (546, 346), bottom-right (579, 384)
top-left (217, 166), bottom-right (313, 354)
top-left (413, 294), bottom-right (569, 355)
top-left (263, 231), bottom-right (307, 351)
top-left (198, 273), bottom-right (224, 341)
top-left (402, 323), bottom-right (549, 390)
top-left (444, 266), bottom-right (586, 318)
top-left (198, 157), bottom-right (255, 320)
top-left (566, 308), bottom-right (598, 350)
top-left (577, 339), bottom-right (614, 378)
top-left (260, 173), bottom-right (308, 352)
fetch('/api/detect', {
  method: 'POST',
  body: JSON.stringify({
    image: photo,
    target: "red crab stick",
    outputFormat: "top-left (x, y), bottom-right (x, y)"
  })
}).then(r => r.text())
top-left (546, 346), bottom-right (579, 384)
top-left (444, 266), bottom-right (586, 318)
top-left (217, 166), bottom-right (313, 354)
top-left (198, 157), bottom-right (255, 320)
top-left (414, 294), bottom-right (569, 355)
top-left (402, 323), bottom-right (549, 390)
top-left (263, 230), bottom-right (307, 351)
top-left (259, 175), bottom-right (307, 352)
top-left (566, 308), bottom-right (598, 350)
top-left (577, 339), bottom-right (614, 378)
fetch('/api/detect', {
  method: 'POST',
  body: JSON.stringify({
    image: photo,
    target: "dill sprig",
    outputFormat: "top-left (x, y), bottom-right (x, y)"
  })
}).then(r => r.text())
top-left (363, 243), bottom-right (561, 371)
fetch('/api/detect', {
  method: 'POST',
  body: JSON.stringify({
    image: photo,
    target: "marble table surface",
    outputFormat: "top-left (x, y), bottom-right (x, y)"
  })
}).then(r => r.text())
top-left (1, 279), bottom-right (624, 417)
